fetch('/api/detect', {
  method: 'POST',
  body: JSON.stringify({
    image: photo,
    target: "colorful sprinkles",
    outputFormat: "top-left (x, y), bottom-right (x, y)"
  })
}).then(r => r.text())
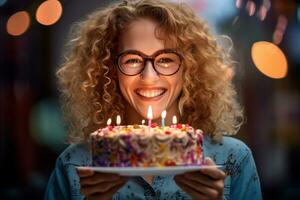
top-left (90, 124), bottom-right (204, 167)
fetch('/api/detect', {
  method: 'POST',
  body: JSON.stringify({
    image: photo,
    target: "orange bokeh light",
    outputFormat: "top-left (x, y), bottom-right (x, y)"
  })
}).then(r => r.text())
top-left (36, 0), bottom-right (62, 26)
top-left (6, 11), bottom-right (30, 36)
top-left (251, 41), bottom-right (288, 79)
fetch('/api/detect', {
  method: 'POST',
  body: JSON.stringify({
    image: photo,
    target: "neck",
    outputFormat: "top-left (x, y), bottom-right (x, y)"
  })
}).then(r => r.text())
top-left (124, 102), bottom-right (181, 126)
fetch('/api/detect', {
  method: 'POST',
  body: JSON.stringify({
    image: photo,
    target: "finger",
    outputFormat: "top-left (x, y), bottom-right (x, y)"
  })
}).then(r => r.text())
top-left (76, 168), bottom-right (95, 178)
top-left (184, 171), bottom-right (225, 189)
top-left (184, 172), bottom-right (218, 188)
top-left (81, 177), bottom-right (127, 197)
top-left (81, 177), bottom-right (126, 196)
top-left (204, 157), bottom-right (216, 165)
top-left (181, 172), bottom-right (225, 193)
top-left (175, 178), bottom-right (209, 200)
top-left (100, 180), bottom-right (127, 200)
top-left (176, 176), bottom-right (220, 199)
top-left (86, 178), bottom-right (127, 200)
top-left (200, 167), bottom-right (226, 180)
top-left (80, 173), bottom-right (121, 186)
top-left (175, 175), bottom-right (206, 195)
top-left (80, 173), bottom-right (122, 186)
top-left (200, 158), bottom-right (226, 179)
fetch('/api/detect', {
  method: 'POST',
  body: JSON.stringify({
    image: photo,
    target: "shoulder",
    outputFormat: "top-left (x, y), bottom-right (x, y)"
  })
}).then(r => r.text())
top-left (57, 143), bottom-right (91, 166)
top-left (219, 136), bottom-right (251, 154)
top-left (203, 136), bottom-right (253, 172)
top-left (204, 135), bottom-right (251, 156)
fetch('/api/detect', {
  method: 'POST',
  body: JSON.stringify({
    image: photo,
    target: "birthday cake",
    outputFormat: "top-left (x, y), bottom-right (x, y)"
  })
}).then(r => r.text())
top-left (90, 124), bottom-right (204, 167)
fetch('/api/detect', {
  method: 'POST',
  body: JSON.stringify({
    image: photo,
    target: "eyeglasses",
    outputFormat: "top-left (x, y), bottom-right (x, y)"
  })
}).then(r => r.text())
top-left (116, 49), bottom-right (183, 76)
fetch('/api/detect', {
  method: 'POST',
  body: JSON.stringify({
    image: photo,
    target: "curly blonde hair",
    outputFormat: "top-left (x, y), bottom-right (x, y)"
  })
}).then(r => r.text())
top-left (57, 0), bottom-right (243, 144)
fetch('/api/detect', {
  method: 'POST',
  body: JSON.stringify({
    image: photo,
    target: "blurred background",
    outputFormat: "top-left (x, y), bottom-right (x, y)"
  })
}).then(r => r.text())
top-left (0, 0), bottom-right (299, 199)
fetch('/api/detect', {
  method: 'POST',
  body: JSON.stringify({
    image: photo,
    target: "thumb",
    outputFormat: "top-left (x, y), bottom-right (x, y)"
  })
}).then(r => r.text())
top-left (204, 157), bottom-right (215, 165)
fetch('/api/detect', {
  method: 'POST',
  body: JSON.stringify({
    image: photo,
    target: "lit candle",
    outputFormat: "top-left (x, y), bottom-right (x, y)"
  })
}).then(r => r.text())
top-left (172, 115), bottom-right (177, 127)
top-left (106, 118), bottom-right (112, 131)
top-left (141, 119), bottom-right (145, 125)
top-left (147, 105), bottom-right (153, 128)
top-left (107, 118), bottom-right (112, 126)
top-left (161, 110), bottom-right (166, 128)
top-left (116, 115), bottom-right (121, 126)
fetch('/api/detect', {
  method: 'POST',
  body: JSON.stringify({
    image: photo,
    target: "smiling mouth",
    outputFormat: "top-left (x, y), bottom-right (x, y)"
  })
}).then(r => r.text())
top-left (135, 88), bottom-right (167, 99)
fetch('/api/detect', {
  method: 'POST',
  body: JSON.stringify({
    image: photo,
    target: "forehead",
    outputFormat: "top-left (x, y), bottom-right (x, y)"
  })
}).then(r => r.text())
top-left (119, 18), bottom-right (176, 55)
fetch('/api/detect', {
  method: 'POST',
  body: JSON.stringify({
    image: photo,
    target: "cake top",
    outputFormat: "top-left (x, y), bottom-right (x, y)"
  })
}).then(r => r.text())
top-left (90, 123), bottom-right (203, 141)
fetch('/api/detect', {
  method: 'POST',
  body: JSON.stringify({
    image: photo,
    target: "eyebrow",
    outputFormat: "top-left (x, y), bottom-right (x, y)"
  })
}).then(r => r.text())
top-left (118, 48), bottom-right (177, 56)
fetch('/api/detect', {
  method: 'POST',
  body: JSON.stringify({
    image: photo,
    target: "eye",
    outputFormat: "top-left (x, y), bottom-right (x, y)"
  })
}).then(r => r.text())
top-left (121, 57), bottom-right (143, 69)
top-left (125, 59), bottom-right (143, 64)
top-left (157, 58), bottom-right (174, 63)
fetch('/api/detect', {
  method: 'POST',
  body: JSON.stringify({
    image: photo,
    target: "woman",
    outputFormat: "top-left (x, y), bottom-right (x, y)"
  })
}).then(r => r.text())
top-left (45, 0), bottom-right (262, 199)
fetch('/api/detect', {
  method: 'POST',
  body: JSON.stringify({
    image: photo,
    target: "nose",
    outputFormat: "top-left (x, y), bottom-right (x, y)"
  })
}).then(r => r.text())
top-left (140, 60), bottom-right (159, 81)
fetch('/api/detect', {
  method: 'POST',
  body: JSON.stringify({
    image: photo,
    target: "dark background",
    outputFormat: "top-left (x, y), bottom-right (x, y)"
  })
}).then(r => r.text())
top-left (1, 0), bottom-right (299, 199)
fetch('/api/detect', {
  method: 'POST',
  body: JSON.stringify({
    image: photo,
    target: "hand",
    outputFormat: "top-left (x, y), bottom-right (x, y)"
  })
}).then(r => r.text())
top-left (174, 157), bottom-right (226, 200)
top-left (77, 168), bottom-right (128, 200)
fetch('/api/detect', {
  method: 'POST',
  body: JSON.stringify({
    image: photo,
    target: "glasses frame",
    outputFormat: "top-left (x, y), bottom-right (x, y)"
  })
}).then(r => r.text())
top-left (115, 49), bottom-right (183, 76)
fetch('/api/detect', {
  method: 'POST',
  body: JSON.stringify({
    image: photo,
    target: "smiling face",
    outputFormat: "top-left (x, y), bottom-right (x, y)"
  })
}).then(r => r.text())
top-left (117, 18), bottom-right (183, 121)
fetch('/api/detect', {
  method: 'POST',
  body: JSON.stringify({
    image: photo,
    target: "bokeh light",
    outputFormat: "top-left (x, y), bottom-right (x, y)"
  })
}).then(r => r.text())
top-left (236, 0), bottom-right (242, 9)
top-left (258, 5), bottom-right (268, 21)
top-left (36, 0), bottom-right (63, 26)
top-left (6, 11), bottom-right (30, 36)
top-left (273, 15), bottom-right (288, 45)
top-left (251, 41), bottom-right (288, 79)
top-left (30, 99), bottom-right (66, 151)
top-left (246, 1), bottom-right (256, 16)
top-left (262, 0), bottom-right (271, 12)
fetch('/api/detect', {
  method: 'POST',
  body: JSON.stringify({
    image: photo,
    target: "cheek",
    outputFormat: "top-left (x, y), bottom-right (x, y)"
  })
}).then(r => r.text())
top-left (171, 71), bottom-right (183, 95)
top-left (118, 73), bottom-right (134, 100)
top-left (118, 74), bottom-right (126, 97)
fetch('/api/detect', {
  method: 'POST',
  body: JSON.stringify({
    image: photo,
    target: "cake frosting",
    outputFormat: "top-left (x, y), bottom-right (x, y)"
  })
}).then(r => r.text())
top-left (90, 124), bottom-right (204, 167)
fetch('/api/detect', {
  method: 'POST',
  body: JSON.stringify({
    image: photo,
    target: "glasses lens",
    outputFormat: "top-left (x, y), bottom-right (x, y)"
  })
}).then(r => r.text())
top-left (154, 53), bottom-right (180, 75)
top-left (118, 54), bottom-right (144, 75)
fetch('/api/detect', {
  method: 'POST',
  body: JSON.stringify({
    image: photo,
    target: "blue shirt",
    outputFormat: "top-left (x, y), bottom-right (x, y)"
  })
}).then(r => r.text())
top-left (45, 136), bottom-right (262, 199)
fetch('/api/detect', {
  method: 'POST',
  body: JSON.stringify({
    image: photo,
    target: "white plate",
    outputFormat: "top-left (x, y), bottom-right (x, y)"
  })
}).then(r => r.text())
top-left (77, 165), bottom-right (224, 176)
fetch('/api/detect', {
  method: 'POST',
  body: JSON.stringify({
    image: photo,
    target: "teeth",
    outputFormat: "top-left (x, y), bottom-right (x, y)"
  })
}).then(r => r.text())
top-left (137, 89), bottom-right (165, 98)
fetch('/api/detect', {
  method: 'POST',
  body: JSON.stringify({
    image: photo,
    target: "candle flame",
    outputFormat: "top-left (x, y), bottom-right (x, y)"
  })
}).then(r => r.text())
top-left (172, 115), bottom-right (177, 124)
top-left (147, 106), bottom-right (153, 119)
top-left (161, 110), bottom-right (167, 118)
top-left (142, 119), bottom-right (145, 125)
top-left (116, 115), bottom-right (121, 125)
top-left (106, 118), bottom-right (112, 126)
